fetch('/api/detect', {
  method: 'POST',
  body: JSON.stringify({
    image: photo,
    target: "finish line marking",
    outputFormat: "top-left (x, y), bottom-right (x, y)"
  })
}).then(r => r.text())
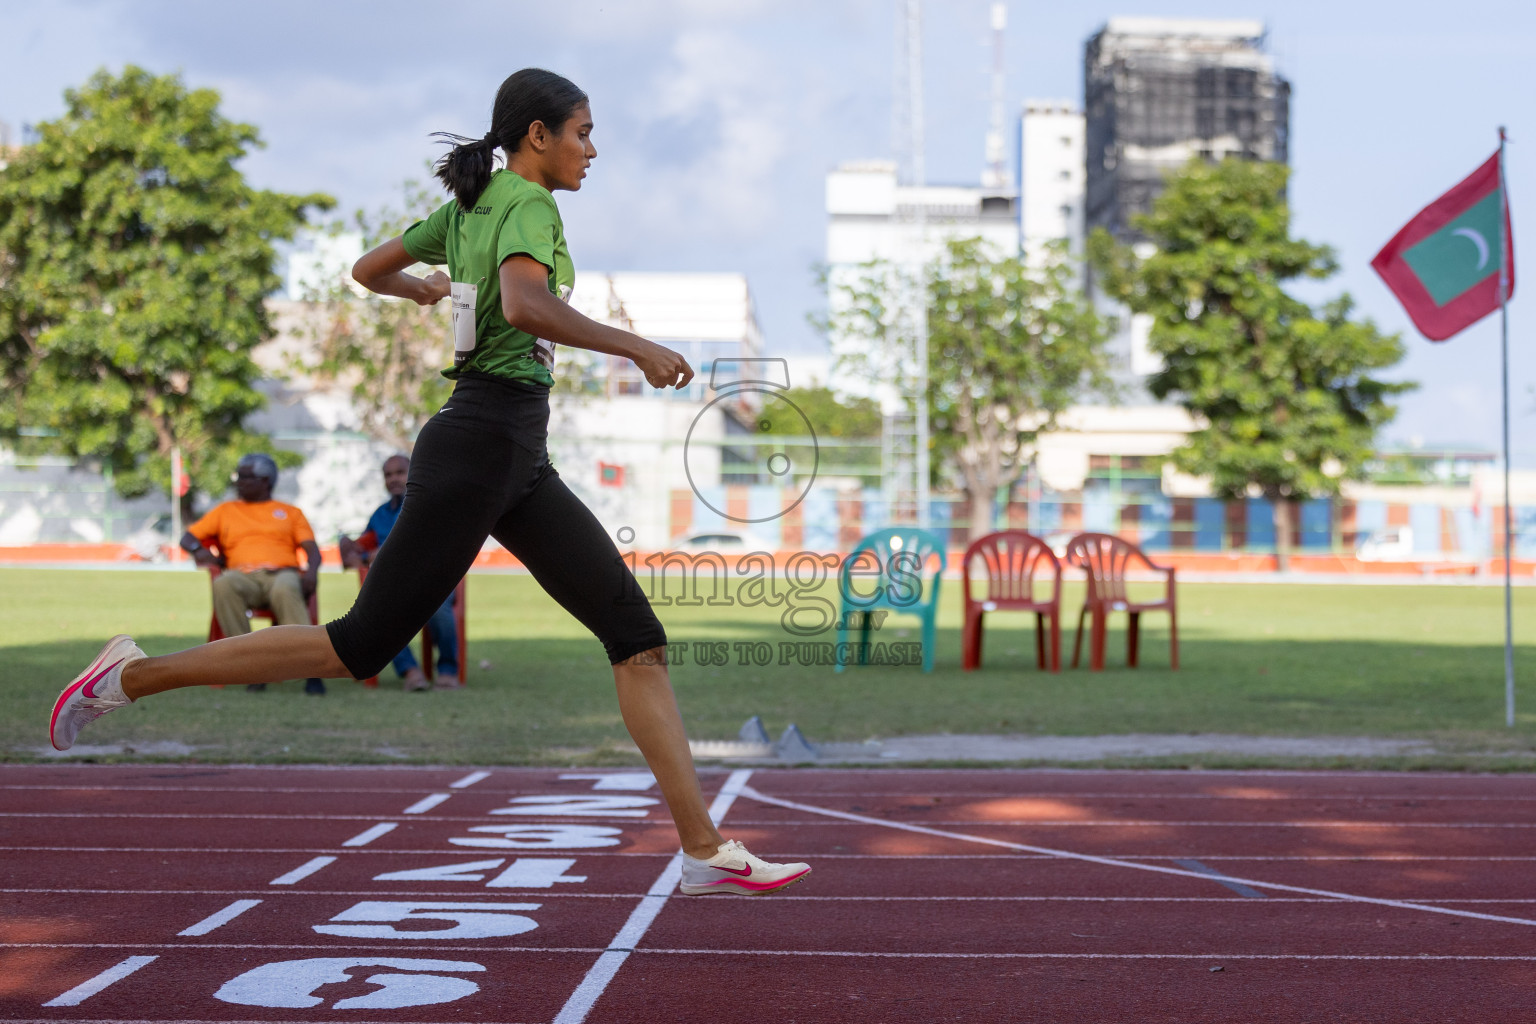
top-left (553, 769), bottom-right (754, 1024)
top-left (741, 786), bottom-right (1536, 929)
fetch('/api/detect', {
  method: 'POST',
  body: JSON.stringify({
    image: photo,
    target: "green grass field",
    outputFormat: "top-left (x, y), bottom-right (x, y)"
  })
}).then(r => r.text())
top-left (5, 568), bottom-right (1536, 767)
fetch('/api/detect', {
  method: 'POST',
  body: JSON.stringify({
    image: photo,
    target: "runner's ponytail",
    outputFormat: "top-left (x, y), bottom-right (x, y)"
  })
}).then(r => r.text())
top-left (432, 68), bottom-right (589, 209)
top-left (431, 133), bottom-right (499, 210)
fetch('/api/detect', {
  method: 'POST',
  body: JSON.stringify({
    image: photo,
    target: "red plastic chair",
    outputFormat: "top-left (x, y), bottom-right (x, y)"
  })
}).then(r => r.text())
top-left (961, 530), bottom-right (1062, 672)
top-left (1063, 533), bottom-right (1178, 671)
top-left (357, 565), bottom-right (468, 688)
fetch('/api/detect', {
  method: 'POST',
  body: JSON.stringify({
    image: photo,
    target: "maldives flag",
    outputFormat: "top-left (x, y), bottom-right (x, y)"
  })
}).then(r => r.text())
top-left (1372, 152), bottom-right (1514, 341)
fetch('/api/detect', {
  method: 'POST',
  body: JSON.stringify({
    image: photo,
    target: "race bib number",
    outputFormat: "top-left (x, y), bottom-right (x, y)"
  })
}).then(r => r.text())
top-left (532, 284), bottom-right (571, 371)
top-left (451, 282), bottom-right (478, 368)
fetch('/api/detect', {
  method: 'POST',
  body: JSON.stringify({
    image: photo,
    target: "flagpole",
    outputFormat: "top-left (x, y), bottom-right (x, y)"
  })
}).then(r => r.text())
top-left (1498, 125), bottom-right (1515, 728)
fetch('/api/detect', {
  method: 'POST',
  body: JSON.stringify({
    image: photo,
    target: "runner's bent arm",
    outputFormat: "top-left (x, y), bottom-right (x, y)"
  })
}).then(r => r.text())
top-left (499, 255), bottom-right (693, 389)
top-left (351, 236), bottom-right (691, 389)
top-left (352, 238), bottom-right (450, 306)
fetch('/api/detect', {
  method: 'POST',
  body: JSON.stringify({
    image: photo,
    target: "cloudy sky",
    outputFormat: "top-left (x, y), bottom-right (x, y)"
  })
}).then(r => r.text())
top-left (5, 0), bottom-right (1535, 458)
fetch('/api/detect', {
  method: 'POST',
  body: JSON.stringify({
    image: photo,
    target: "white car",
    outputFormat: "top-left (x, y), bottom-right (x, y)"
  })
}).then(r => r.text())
top-left (1356, 527), bottom-right (1415, 561)
top-left (668, 530), bottom-right (777, 554)
top-left (124, 514), bottom-right (175, 561)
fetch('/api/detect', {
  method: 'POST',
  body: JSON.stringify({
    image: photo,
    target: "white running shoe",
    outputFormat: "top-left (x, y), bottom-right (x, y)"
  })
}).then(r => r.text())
top-left (50, 634), bottom-right (144, 751)
top-left (679, 839), bottom-right (811, 896)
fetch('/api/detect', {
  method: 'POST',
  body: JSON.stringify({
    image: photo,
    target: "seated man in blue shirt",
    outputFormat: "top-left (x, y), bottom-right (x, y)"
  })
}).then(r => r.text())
top-left (338, 454), bottom-right (461, 691)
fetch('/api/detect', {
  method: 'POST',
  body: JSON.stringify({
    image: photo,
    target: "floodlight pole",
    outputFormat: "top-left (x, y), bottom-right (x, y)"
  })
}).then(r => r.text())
top-left (905, 0), bottom-right (931, 529)
top-left (1498, 126), bottom-right (1515, 728)
top-left (170, 445), bottom-right (183, 563)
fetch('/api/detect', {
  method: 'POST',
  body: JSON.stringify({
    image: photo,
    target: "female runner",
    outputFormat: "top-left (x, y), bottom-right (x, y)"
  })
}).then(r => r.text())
top-left (49, 67), bottom-right (809, 897)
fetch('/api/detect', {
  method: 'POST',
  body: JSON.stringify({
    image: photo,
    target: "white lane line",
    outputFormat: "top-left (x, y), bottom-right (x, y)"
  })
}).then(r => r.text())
top-left (14, 812), bottom-right (1536, 828)
top-left (268, 856), bottom-right (337, 885)
top-left (17, 1019), bottom-right (537, 1024)
top-left (17, 844), bottom-right (1536, 863)
top-left (13, 942), bottom-right (1536, 962)
top-left (11, 783), bottom-right (1536, 801)
top-left (450, 770), bottom-right (492, 789)
top-left (177, 900), bottom-right (262, 937)
top-left (41, 954), bottom-right (157, 1006)
top-left (1, 784), bottom-right (496, 794)
top-left (658, 790), bottom-right (1536, 803)
top-left (635, 950), bottom-right (1536, 961)
top-left (0, 812), bottom-right (681, 823)
top-left (403, 793), bottom-right (453, 815)
top-left (0, 846), bottom-right (681, 855)
top-left (655, 818), bottom-right (1536, 829)
top-left (12, 942), bottom-right (606, 953)
top-left (553, 768), bottom-right (754, 1024)
top-left (341, 823), bottom-right (398, 847)
top-left (16, 1020), bottom-right (534, 1024)
top-left (742, 786), bottom-right (1536, 929)
top-left (0, 764), bottom-right (1512, 782)
top-left (11, 778), bottom-right (1536, 798)
top-left (13, 888), bottom-right (1536, 904)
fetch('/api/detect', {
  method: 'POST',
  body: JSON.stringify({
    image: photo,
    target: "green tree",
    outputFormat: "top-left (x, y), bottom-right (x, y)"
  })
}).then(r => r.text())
top-left (1088, 159), bottom-right (1414, 569)
top-left (297, 179), bottom-right (453, 451)
top-left (828, 238), bottom-right (1116, 540)
top-left (0, 66), bottom-right (331, 518)
top-left (759, 386), bottom-right (882, 439)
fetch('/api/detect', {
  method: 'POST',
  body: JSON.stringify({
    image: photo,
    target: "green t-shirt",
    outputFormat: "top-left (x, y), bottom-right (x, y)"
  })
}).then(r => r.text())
top-left (401, 170), bottom-right (573, 387)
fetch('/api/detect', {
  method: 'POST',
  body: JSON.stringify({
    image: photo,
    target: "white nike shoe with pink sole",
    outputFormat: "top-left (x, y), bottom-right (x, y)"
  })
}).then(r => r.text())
top-left (679, 839), bottom-right (811, 895)
top-left (50, 634), bottom-right (144, 751)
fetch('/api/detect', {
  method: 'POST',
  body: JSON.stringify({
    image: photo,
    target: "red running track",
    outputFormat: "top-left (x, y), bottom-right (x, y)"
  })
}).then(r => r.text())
top-left (2, 764), bottom-right (1534, 1023)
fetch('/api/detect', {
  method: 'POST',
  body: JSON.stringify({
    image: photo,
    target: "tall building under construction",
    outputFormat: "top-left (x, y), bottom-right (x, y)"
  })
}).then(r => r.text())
top-left (1084, 17), bottom-right (1290, 242)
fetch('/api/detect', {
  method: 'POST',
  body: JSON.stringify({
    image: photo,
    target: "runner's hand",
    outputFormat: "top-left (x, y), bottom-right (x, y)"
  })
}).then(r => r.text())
top-left (633, 340), bottom-right (695, 390)
top-left (418, 271), bottom-right (451, 306)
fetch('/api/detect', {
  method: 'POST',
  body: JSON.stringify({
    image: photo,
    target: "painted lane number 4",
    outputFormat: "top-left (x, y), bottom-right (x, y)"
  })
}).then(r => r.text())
top-left (374, 858), bottom-right (586, 887)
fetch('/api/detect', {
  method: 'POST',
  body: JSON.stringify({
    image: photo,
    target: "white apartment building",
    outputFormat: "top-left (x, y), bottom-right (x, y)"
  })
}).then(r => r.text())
top-left (1019, 101), bottom-right (1085, 266)
top-left (556, 271), bottom-right (768, 547)
top-left (826, 160), bottom-right (1018, 271)
top-left (824, 160), bottom-right (1018, 414)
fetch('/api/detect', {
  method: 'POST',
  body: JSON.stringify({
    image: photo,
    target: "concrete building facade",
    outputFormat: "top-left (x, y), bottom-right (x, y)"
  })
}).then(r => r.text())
top-left (1018, 101), bottom-right (1085, 266)
top-left (825, 160), bottom-right (1019, 271)
top-left (1084, 17), bottom-right (1290, 244)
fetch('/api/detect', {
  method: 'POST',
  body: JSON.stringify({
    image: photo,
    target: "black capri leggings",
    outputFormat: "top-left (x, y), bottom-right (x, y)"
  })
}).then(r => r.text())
top-left (326, 375), bottom-right (666, 679)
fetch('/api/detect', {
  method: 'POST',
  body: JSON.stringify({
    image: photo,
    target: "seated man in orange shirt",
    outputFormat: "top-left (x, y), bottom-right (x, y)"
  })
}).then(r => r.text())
top-left (180, 453), bottom-right (325, 695)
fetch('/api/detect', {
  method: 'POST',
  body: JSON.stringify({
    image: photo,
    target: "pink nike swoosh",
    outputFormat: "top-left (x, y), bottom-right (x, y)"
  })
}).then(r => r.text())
top-left (82, 659), bottom-right (124, 699)
top-left (696, 867), bottom-right (810, 891)
top-left (715, 863), bottom-right (752, 877)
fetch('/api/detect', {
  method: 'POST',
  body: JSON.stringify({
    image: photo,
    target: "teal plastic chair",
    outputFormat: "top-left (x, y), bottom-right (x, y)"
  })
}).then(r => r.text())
top-left (835, 528), bottom-right (947, 673)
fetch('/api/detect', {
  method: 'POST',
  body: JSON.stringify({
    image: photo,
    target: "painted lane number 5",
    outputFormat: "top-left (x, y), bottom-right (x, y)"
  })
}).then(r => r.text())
top-left (313, 901), bottom-right (540, 940)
